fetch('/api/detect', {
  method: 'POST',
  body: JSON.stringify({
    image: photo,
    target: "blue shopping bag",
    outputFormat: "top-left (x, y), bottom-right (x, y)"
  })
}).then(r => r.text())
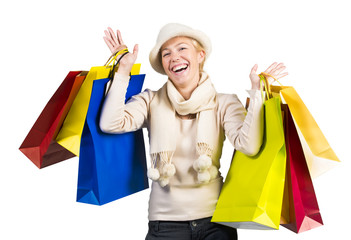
top-left (77, 74), bottom-right (148, 205)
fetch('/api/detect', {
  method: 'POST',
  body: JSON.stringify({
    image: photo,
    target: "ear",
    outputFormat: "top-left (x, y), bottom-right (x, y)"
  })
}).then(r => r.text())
top-left (197, 50), bottom-right (206, 63)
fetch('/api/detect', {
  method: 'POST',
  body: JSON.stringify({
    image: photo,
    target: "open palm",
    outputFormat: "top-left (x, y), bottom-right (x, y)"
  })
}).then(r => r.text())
top-left (103, 27), bottom-right (139, 76)
top-left (250, 62), bottom-right (288, 89)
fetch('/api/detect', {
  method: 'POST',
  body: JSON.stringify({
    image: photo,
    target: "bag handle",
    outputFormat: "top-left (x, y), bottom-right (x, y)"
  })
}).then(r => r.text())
top-left (258, 72), bottom-right (283, 100)
top-left (259, 73), bottom-right (270, 100)
top-left (261, 72), bottom-right (282, 85)
top-left (104, 50), bottom-right (130, 95)
top-left (105, 48), bottom-right (129, 67)
top-left (108, 50), bottom-right (129, 79)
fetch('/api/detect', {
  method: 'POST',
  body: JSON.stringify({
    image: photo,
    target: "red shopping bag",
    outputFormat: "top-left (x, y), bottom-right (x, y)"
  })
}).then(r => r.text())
top-left (280, 104), bottom-right (323, 233)
top-left (19, 71), bottom-right (87, 168)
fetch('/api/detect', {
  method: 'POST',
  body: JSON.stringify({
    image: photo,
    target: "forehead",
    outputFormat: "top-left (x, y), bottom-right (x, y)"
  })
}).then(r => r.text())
top-left (161, 36), bottom-right (193, 51)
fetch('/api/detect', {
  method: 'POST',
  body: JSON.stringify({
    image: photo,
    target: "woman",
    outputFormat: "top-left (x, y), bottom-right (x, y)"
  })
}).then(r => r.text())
top-left (100, 23), bottom-right (287, 240)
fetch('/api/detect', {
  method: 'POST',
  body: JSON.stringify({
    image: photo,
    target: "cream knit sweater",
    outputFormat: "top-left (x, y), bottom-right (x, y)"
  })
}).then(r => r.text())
top-left (100, 73), bottom-right (264, 221)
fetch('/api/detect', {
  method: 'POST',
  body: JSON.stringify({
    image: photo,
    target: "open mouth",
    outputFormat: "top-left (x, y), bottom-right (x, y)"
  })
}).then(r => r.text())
top-left (171, 64), bottom-right (188, 73)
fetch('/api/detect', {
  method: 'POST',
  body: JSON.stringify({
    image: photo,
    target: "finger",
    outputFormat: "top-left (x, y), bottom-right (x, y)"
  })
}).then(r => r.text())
top-left (250, 64), bottom-right (258, 74)
top-left (273, 62), bottom-right (285, 70)
top-left (108, 27), bottom-right (118, 45)
top-left (272, 65), bottom-right (286, 75)
top-left (104, 30), bottom-right (112, 41)
top-left (117, 30), bottom-right (125, 45)
top-left (264, 62), bottom-right (278, 73)
top-left (132, 44), bottom-right (139, 58)
top-left (104, 35), bottom-right (115, 48)
top-left (103, 36), bottom-right (115, 51)
top-left (275, 64), bottom-right (285, 70)
top-left (104, 30), bottom-right (116, 48)
top-left (276, 72), bottom-right (288, 79)
top-left (107, 27), bottom-right (114, 38)
top-left (271, 62), bottom-right (283, 70)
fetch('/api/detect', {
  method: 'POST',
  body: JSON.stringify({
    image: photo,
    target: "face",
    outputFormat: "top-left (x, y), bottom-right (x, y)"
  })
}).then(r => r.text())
top-left (161, 37), bottom-right (205, 89)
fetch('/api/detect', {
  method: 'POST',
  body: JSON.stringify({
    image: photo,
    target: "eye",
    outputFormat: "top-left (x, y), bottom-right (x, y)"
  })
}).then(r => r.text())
top-left (162, 52), bottom-right (170, 57)
top-left (179, 47), bottom-right (187, 51)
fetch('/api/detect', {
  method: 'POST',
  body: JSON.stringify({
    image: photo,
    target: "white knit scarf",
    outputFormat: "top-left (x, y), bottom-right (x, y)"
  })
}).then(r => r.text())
top-left (148, 72), bottom-right (219, 187)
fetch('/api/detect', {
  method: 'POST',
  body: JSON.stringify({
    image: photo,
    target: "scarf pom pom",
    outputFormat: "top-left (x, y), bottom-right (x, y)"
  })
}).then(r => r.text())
top-left (159, 177), bottom-right (170, 187)
top-left (193, 154), bottom-right (212, 172)
top-left (162, 163), bottom-right (176, 177)
top-left (147, 168), bottom-right (160, 181)
top-left (198, 170), bottom-right (211, 183)
top-left (208, 165), bottom-right (218, 179)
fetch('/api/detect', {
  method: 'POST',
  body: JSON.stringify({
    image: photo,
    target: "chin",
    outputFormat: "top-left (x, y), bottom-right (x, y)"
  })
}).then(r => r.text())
top-left (168, 68), bottom-right (196, 86)
top-left (169, 75), bottom-right (193, 87)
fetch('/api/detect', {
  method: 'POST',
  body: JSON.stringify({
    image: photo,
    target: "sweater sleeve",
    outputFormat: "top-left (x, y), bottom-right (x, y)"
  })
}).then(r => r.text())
top-left (99, 73), bottom-right (154, 133)
top-left (219, 90), bottom-right (264, 156)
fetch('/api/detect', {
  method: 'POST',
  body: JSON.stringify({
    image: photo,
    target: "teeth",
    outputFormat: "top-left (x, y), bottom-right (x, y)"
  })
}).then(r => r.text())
top-left (172, 64), bottom-right (188, 72)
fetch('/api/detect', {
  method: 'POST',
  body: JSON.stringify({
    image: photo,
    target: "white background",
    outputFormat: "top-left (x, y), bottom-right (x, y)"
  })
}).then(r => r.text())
top-left (1, 0), bottom-right (351, 239)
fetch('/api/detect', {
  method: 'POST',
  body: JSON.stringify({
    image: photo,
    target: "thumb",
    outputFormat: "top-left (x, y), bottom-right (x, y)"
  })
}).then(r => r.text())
top-left (132, 44), bottom-right (139, 58)
top-left (251, 64), bottom-right (258, 74)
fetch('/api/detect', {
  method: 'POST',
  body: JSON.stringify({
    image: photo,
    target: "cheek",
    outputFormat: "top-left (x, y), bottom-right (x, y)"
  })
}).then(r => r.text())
top-left (161, 59), bottom-right (168, 71)
top-left (187, 52), bottom-right (200, 64)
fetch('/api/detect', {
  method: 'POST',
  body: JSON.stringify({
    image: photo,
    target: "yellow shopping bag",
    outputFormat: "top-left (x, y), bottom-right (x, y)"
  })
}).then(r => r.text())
top-left (212, 82), bottom-right (286, 230)
top-left (212, 98), bottom-right (286, 229)
top-left (56, 50), bottom-right (141, 156)
top-left (270, 85), bottom-right (340, 178)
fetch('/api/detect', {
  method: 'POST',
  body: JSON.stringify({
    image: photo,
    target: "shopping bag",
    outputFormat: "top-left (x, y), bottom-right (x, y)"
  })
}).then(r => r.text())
top-left (271, 85), bottom-right (340, 178)
top-left (280, 104), bottom-right (323, 233)
top-left (19, 71), bottom-right (87, 168)
top-left (56, 53), bottom-right (141, 156)
top-left (76, 74), bottom-right (148, 205)
top-left (212, 95), bottom-right (286, 230)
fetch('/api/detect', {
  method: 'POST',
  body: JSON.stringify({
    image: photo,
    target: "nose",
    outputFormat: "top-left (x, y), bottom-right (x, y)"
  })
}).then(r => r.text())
top-left (170, 52), bottom-right (180, 62)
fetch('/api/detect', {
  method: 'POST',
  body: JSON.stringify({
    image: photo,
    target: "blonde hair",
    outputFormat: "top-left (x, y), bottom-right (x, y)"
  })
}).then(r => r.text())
top-left (190, 38), bottom-right (206, 72)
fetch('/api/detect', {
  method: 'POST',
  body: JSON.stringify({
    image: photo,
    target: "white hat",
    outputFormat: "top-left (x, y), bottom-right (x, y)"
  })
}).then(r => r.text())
top-left (149, 23), bottom-right (212, 75)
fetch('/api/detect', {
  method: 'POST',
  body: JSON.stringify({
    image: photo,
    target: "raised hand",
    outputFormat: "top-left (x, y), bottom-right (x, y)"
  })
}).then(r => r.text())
top-left (103, 27), bottom-right (127, 54)
top-left (103, 27), bottom-right (139, 76)
top-left (249, 62), bottom-right (288, 90)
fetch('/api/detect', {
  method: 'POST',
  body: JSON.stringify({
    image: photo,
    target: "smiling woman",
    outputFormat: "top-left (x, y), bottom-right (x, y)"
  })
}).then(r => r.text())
top-left (99, 23), bottom-right (288, 240)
